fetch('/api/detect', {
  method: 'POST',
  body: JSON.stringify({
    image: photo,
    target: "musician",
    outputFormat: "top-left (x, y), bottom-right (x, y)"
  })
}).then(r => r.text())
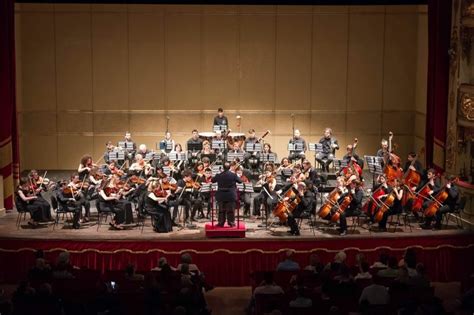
top-left (104, 161), bottom-right (125, 178)
top-left (377, 178), bottom-right (404, 232)
top-left (403, 152), bottom-right (423, 174)
top-left (160, 131), bottom-right (175, 155)
top-left (244, 129), bottom-right (259, 168)
top-left (343, 144), bottom-right (363, 168)
top-left (287, 181), bottom-right (315, 236)
top-left (288, 129), bottom-right (307, 162)
top-left (302, 159), bottom-right (322, 188)
top-left (316, 128), bottom-right (339, 172)
top-left (253, 166), bottom-right (277, 218)
top-left (171, 170), bottom-right (196, 226)
top-left (229, 142), bottom-right (244, 154)
top-left (67, 173), bottom-right (92, 221)
top-left (201, 140), bottom-right (215, 160)
top-left (202, 156), bottom-right (212, 171)
top-left (98, 175), bottom-right (134, 229)
top-left (16, 177), bottom-right (52, 227)
top-left (409, 168), bottom-right (439, 215)
top-left (55, 181), bottom-right (82, 229)
top-left (78, 154), bottom-right (95, 181)
top-left (236, 167), bottom-right (252, 217)
top-left (187, 129), bottom-right (203, 165)
top-left (129, 154), bottom-right (153, 176)
top-left (103, 141), bottom-right (116, 164)
top-left (338, 179), bottom-right (364, 236)
top-left (196, 167), bottom-right (213, 219)
top-left (123, 131), bottom-right (137, 157)
top-left (420, 175), bottom-right (460, 230)
top-left (376, 139), bottom-right (389, 158)
top-left (276, 158), bottom-right (293, 185)
top-left (29, 170), bottom-right (53, 197)
top-left (136, 144), bottom-right (150, 157)
top-left (212, 162), bottom-right (242, 227)
top-left (213, 107), bottom-right (228, 127)
top-left (144, 181), bottom-right (173, 233)
top-left (244, 129), bottom-right (258, 146)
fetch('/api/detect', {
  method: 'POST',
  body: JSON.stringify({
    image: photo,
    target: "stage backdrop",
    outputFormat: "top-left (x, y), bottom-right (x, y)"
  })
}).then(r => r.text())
top-left (15, 4), bottom-right (428, 170)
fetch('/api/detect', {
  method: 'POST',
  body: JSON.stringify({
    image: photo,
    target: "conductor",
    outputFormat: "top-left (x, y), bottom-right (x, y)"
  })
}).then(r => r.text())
top-left (212, 162), bottom-right (242, 227)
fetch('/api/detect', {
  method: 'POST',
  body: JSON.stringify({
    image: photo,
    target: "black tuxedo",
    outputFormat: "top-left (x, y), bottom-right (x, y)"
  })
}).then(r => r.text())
top-left (212, 170), bottom-right (242, 226)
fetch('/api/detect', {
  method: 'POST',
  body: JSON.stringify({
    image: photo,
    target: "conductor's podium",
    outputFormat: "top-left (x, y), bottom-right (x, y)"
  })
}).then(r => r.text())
top-left (205, 222), bottom-right (246, 238)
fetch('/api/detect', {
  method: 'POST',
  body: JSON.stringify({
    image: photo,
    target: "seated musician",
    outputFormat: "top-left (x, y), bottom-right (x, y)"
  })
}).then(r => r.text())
top-left (229, 142), bottom-right (244, 154)
top-left (196, 167), bottom-right (213, 219)
top-left (287, 181), bottom-right (315, 236)
top-left (159, 131), bottom-right (175, 156)
top-left (253, 165), bottom-right (277, 218)
top-left (129, 154), bottom-right (153, 176)
top-left (316, 128), bottom-right (339, 172)
top-left (55, 181), bottom-right (82, 229)
top-left (377, 178), bottom-right (403, 232)
top-left (338, 178), bottom-right (364, 236)
top-left (170, 170), bottom-right (201, 226)
top-left (29, 169), bottom-right (53, 199)
top-left (123, 131), bottom-right (137, 158)
top-left (136, 144), bottom-right (150, 157)
top-left (213, 107), bottom-right (228, 127)
top-left (420, 175), bottom-right (459, 230)
top-left (302, 159), bottom-right (323, 188)
top-left (16, 177), bottom-right (52, 227)
top-left (408, 168), bottom-right (439, 216)
top-left (403, 152), bottom-right (423, 175)
top-left (98, 175), bottom-right (134, 229)
top-left (103, 141), bottom-right (116, 164)
top-left (288, 129), bottom-right (307, 162)
top-left (243, 129), bottom-right (259, 168)
top-left (104, 161), bottom-right (124, 177)
top-left (145, 181), bottom-right (173, 233)
top-left (78, 154), bottom-right (95, 181)
top-left (236, 166), bottom-right (252, 217)
top-left (201, 140), bottom-right (214, 156)
top-left (67, 173), bottom-right (91, 221)
top-left (187, 129), bottom-right (203, 165)
top-left (276, 157), bottom-right (293, 185)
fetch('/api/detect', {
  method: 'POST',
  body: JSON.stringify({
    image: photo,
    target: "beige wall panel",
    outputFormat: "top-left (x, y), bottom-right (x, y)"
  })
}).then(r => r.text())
top-left (313, 6), bottom-right (348, 14)
top-left (93, 135), bottom-right (122, 161)
top-left (165, 5), bottom-right (202, 14)
top-left (416, 13), bottom-right (428, 114)
top-left (128, 4), bottom-right (164, 13)
top-left (385, 5), bottom-right (418, 13)
top-left (349, 135), bottom-right (381, 158)
top-left (92, 12), bottom-right (129, 110)
top-left (91, 4), bottom-right (127, 12)
top-left (202, 15), bottom-right (239, 110)
top-left (414, 112), bottom-right (426, 138)
top-left (347, 13), bottom-right (384, 111)
top-left (383, 13), bottom-right (417, 111)
top-left (312, 13), bottom-right (348, 111)
top-left (240, 5), bottom-right (276, 14)
top-left (238, 113), bottom-right (274, 135)
top-left (168, 113), bottom-right (203, 135)
top-left (274, 113), bottom-right (310, 136)
top-left (20, 12), bottom-right (56, 111)
top-left (239, 15), bottom-right (276, 110)
top-left (129, 113), bottom-right (166, 133)
top-left (275, 14), bottom-right (312, 110)
top-left (202, 113), bottom-right (217, 131)
top-left (93, 113), bottom-right (129, 132)
top-left (272, 135), bottom-right (290, 161)
top-left (173, 135), bottom-right (188, 149)
top-left (165, 14), bottom-right (201, 110)
top-left (349, 6), bottom-right (385, 13)
top-left (390, 135), bottom-right (413, 160)
top-left (21, 112), bottom-right (57, 134)
top-left (309, 113), bottom-right (346, 135)
top-left (348, 112), bottom-right (381, 135)
top-left (21, 135), bottom-right (58, 170)
top-left (58, 135), bottom-right (94, 169)
top-left (381, 112), bottom-right (414, 135)
top-left (276, 5), bottom-right (313, 14)
top-left (129, 12), bottom-right (165, 110)
top-left (57, 112), bottom-right (93, 133)
top-left (54, 4), bottom-right (91, 12)
top-left (203, 5), bottom-right (238, 14)
top-left (55, 12), bottom-right (93, 111)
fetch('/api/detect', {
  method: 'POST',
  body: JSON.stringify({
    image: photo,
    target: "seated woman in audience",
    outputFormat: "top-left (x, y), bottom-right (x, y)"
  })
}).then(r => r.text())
top-left (276, 250), bottom-right (300, 271)
top-left (151, 257), bottom-right (176, 271)
top-left (177, 253), bottom-right (200, 275)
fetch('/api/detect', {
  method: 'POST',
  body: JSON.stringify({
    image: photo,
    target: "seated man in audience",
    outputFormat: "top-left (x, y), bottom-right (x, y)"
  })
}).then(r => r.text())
top-left (359, 277), bottom-right (390, 308)
top-left (377, 256), bottom-right (399, 278)
top-left (254, 272), bottom-right (284, 296)
top-left (176, 253), bottom-right (200, 275)
top-left (354, 261), bottom-right (372, 280)
top-left (276, 250), bottom-right (300, 272)
top-left (151, 257), bottom-right (177, 271)
top-left (304, 253), bottom-right (324, 274)
top-left (370, 252), bottom-right (389, 269)
top-left (124, 263), bottom-right (144, 281)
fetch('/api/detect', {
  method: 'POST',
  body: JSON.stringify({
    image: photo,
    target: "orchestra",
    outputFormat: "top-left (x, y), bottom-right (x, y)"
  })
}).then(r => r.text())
top-left (14, 111), bottom-right (463, 236)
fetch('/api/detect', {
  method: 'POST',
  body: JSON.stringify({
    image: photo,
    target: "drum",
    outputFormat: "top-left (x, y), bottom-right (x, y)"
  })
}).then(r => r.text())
top-left (227, 132), bottom-right (246, 149)
top-left (199, 132), bottom-right (216, 142)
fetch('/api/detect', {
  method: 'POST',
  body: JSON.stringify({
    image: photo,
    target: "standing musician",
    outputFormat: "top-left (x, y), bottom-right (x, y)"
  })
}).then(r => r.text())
top-left (144, 181), bottom-right (173, 233)
top-left (244, 129), bottom-right (258, 167)
top-left (66, 173), bottom-right (91, 222)
top-left (16, 177), bottom-right (52, 227)
top-left (420, 175), bottom-right (460, 230)
top-left (160, 131), bottom-right (175, 155)
top-left (187, 129), bottom-right (203, 165)
top-left (338, 179), bottom-right (364, 236)
top-left (212, 162), bottom-right (242, 227)
top-left (78, 154), bottom-right (96, 181)
top-left (98, 175), bottom-right (134, 230)
top-left (316, 128), bottom-right (339, 172)
top-left (377, 178), bottom-right (404, 232)
top-left (288, 129), bottom-right (307, 162)
top-left (376, 139), bottom-right (389, 160)
top-left (213, 107), bottom-right (228, 127)
top-left (343, 144), bottom-right (364, 169)
top-left (286, 181), bottom-right (315, 236)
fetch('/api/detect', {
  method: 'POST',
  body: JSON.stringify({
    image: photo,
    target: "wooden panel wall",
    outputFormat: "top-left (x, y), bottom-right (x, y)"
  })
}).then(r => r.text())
top-left (15, 4), bottom-right (428, 170)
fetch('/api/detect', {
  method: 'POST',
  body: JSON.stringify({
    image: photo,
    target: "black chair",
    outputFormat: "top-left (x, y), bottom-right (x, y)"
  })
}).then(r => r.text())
top-left (15, 194), bottom-right (30, 229)
top-left (96, 200), bottom-right (113, 231)
top-left (444, 196), bottom-right (467, 229)
top-left (51, 195), bottom-right (80, 230)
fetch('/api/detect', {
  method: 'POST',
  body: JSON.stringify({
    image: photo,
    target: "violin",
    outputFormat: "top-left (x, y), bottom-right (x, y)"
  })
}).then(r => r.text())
top-left (129, 175), bottom-right (146, 185)
top-left (161, 182), bottom-right (178, 192)
top-left (185, 179), bottom-right (201, 190)
top-left (153, 186), bottom-right (168, 198)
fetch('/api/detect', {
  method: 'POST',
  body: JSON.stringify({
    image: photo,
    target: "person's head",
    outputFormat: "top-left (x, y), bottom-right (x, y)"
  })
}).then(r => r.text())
top-left (302, 159), bottom-right (311, 170)
top-left (180, 263), bottom-right (189, 274)
top-left (263, 143), bottom-right (271, 152)
top-left (125, 263), bottom-right (136, 276)
top-left (57, 251), bottom-right (70, 265)
top-left (346, 144), bottom-right (353, 153)
top-left (427, 168), bottom-right (436, 180)
top-left (281, 157), bottom-right (289, 166)
top-left (138, 144), bottom-right (147, 153)
top-left (35, 249), bottom-right (45, 259)
top-left (135, 154), bottom-right (143, 162)
top-left (248, 129), bottom-right (256, 137)
top-left (196, 162), bottom-right (204, 172)
top-left (263, 271), bottom-right (274, 285)
top-left (447, 174), bottom-right (457, 183)
top-left (407, 152), bottom-right (416, 161)
top-left (324, 128), bottom-right (332, 138)
top-left (203, 140), bottom-right (210, 150)
top-left (19, 177), bottom-right (29, 188)
top-left (223, 162), bottom-right (231, 172)
top-left (174, 144), bottom-right (182, 152)
top-left (125, 131), bottom-right (131, 140)
top-left (355, 253), bottom-right (366, 265)
top-left (29, 169), bottom-right (38, 178)
top-left (181, 253), bottom-right (192, 264)
top-left (334, 251), bottom-right (346, 264)
top-left (381, 139), bottom-right (388, 150)
top-left (192, 129), bottom-right (199, 140)
top-left (360, 261), bottom-right (370, 273)
top-left (294, 129), bottom-right (301, 138)
top-left (233, 142), bottom-right (240, 151)
top-left (109, 161), bottom-right (116, 169)
top-left (80, 154), bottom-right (92, 166)
top-left (285, 250), bottom-right (295, 261)
top-left (388, 256), bottom-right (398, 269)
top-left (202, 156), bottom-right (210, 165)
top-left (309, 253), bottom-right (320, 266)
top-left (106, 141), bottom-right (114, 150)
top-left (35, 258), bottom-right (47, 270)
top-left (416, 263), bottom-right (426, 276)
top-left (205, 168), bottom-right (212, 177)
top-left (182, 170), bottom-right (192, 181)
top-left (378, 174), bottom-right (387, 184)
top-left (165, 131), bottom-right (171, 140)
top-left (217, 107), bottom-right (224, 117)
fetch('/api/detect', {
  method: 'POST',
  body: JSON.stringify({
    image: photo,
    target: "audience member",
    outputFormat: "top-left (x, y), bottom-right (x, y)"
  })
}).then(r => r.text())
top-left (152, 257), bottom-right (177, 271)
top-left (289, 287), bottom-right (312, 308)
top-left (276, 250), bottom-right (300, 271)
top-left (304, 253), bottom-right (324, 273)
top-left (254, 272), bottom-right (284, 296)
top-left (52, 251), bottom-right (75, 279)
top-left (359, 277), bottom-right (389, 308)
top-left (399, 248), bottom-right (418, 277)
top-left (371, 252), bottom-right (389, 269)
top-left (377, 256), bottom-right (399, 278)
top-left (177, 253), bottom-right (200, 275)
top-left (124, 263), bottom-right (145, 281)
top-left (354, 261), bottom-right (372, 280)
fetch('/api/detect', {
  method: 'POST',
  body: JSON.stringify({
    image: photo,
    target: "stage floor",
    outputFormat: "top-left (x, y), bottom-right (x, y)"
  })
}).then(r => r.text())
top-left (0, 208), bottom-right (471, 241)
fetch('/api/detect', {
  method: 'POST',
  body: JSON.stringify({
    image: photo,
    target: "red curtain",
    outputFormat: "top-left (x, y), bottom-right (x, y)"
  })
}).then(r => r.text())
top-left (425, 0), bottom-right (452, 171)
top-left (0, 236), bottom-right (472, 286)
top-left (0, 0), bottom-right (19, 210)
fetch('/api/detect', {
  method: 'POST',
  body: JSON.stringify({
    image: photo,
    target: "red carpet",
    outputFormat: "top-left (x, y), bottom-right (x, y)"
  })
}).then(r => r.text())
top-left (0, 233), bottom-right (472, 286)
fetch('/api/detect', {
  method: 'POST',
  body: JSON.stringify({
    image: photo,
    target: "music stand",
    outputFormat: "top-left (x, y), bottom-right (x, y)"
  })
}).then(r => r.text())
top-left (333, 159), bottom-right (348, 171)
top-left (245, 142), bottom-right (262, 153)
top-left (309, 143), bottom-right (323, 153)
top-left (213, 125), bottom-right (227, 133)
top-left (211, 139), bottom-right (226, 151)
top-left (107, 150), bottom-right (125, 162)
top-left (162, 166), bottom-right (171, 177)
top-left (211, 165), bottom-right (223, 176)
top-left (227, 152), bottom-right (245, 162)
top-left (168, 152), bottom-right (186, 161)
top-left (288, 143), bottom-right (304, 152)
top-left (281, 168), bottom-right (293, 177)
top-left (364, 155), bottom-right (384, 188)
top-left (187, 142), bottom-right (203, 152)
top-left (145, 152), bottom-right (157, 162)
top-left (158, 142), bottom-right (173, 151)
top-left (261, 153), bottom-right (276, 164)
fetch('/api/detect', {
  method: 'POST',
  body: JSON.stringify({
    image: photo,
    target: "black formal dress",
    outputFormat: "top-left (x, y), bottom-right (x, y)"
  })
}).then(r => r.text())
top-left (144, 193), bottom-right (172, 233)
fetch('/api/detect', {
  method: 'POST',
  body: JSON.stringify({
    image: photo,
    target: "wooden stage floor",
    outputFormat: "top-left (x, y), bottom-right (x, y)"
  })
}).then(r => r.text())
top-left (0, 208), bottom-right (471, 241)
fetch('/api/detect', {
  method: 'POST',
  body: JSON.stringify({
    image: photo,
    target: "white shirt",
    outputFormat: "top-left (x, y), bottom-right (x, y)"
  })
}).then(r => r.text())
top-left (359, 284), bottom-right (390, 305)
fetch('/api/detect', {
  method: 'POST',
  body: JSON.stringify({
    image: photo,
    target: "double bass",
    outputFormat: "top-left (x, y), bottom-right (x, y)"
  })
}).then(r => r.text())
top-left (384, 132), bottom-right (403, 185)
top-left (341, 138), bottom-right (363, 179)
top-left (401, 148), bottom-right (424, 207)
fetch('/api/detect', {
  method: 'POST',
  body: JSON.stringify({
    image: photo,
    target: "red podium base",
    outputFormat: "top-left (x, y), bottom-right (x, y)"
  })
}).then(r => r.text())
top-left (205, 222), bottom-right (246, 238)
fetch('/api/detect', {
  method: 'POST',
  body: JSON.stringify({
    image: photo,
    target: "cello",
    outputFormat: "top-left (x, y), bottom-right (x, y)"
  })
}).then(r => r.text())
top-left (401, 148), bottom-right (424, 207)
top-left (424, 177), bottom-right (458, 217)
top-left (273, 185), bottom-right (302, 223)
top-left (341, 138), bottom-right (363, 179)
top-left (318, 177), bottom-right (347, 219)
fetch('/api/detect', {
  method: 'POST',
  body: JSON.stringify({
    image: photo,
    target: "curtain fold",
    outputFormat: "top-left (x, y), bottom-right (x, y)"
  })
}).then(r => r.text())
top-left (425, 0), bottom-right (452, 171)
top-left (0, 0), bottom-right (19, 210)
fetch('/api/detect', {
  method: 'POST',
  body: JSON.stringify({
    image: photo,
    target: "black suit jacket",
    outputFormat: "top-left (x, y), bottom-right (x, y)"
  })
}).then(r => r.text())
top-left (212, 170), bottom-right (242, 202)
